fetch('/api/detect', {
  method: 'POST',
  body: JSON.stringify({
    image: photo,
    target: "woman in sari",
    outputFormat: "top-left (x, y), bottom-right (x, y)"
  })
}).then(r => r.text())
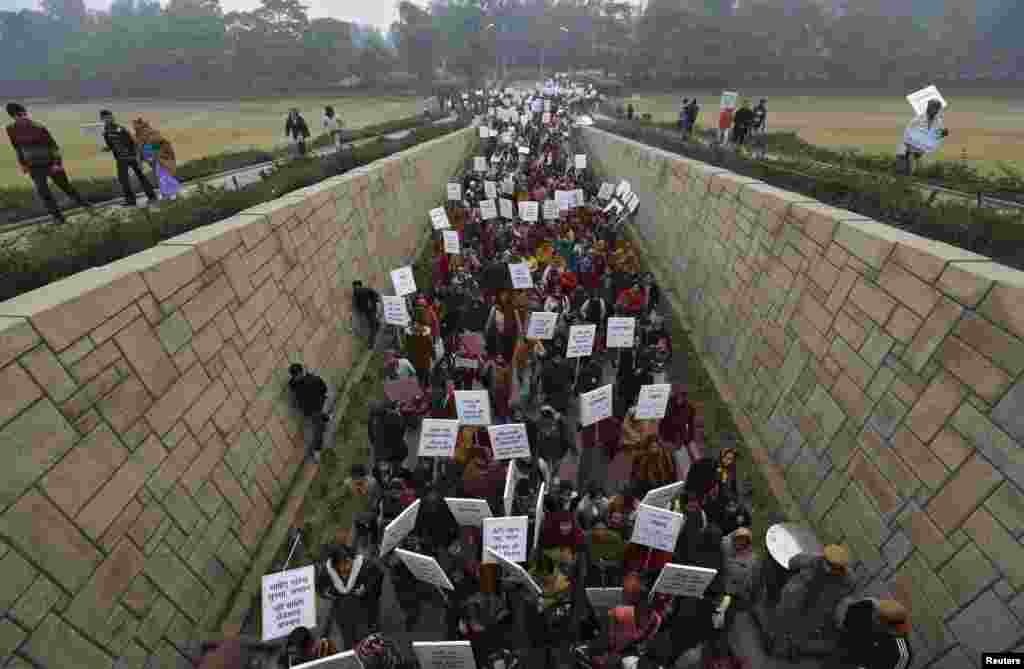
top-left (132, 119), bottom-right (180, 200)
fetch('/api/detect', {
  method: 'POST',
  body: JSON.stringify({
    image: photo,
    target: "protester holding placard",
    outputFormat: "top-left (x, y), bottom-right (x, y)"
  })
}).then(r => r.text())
top-left (900, 98), bottom-right (948, 175)
top-left (317, 544), bottom-right (384, 651)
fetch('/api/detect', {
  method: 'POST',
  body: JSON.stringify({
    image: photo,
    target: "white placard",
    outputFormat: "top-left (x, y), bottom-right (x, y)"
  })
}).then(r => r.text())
top-left (575, 154), bottom-right (587, 170)
top-left (480, 198), bottom-right (498, 220)
top-left (580, 384), bottom-right (613, 427)
top-left (504, 460), bottom-right (517, 516)
top-left (445, 498), bottom-right (493, 527)
top-left (651, 563), bottom-right (719, 599)
top-left (412, 641), bottom-right (477, 669)
top-left (586, 587), bottom-right (624, 610)
top-left (616, 180), bottom-right (631, 198)
top-left (396, 548), bottom-right (455, 591)
top-left (555, 190), bottom-right (573, 212)
top-left (418, 419), bottom-right (460, 458)
top-left (447, 183), bottom-right (462, 201)
top-left (430, 207), bottom-right (450, 230)
top-left (517, 145), bottom-right (529, 155)
top-left (906, 84), bottom-right (947, 116)
top-left (573, 189), bottom-right (585, 208)
top-left (502, 176), bottom-right (515, 195)
top-left (500, 197), bottom-right (515, 219)
top-left (484, 180), bottom-right (498, 199)
top-left (454, 390), bottom-right (492, 426)
top-left (630, 503), bottom-right (684, 552)
top-left (519, 200), bottom-right (539, 222)
top-left (566, 324), bottom-right (597, 358)
top-left (533, 481), bottom-right (546, 552)
top-left (442, 230), bottom-right (461, 255)
top-left (542, 112), bottom-right (551, 124)
top-left (598, 183), bottom-right (614, 200)
top-left (508, 262), bottom-right (534, 289)
top-left (482, 516), bottom-right (529, 564)
top-left (479, 126), bottom-right (490, 139)
top-left (293, 650), bottom-right (363, 669)
top-left (641, 480), bottom-right (686, 509)
top-left (261, 565), bottom-right (316, 641)
top-left (474, 156), bottom-right (487, 172)
top-left (626, 191), bottom-right (640, 214)
top-left (543, 199), bottom-right (559, 220)
top-left (635, 384), bottom-right (672, 421)
top-left (382, 295), bottom-right (411, 327)
top-left (455, 357), bottom-right (479, 370)
top-left (390, 266), bottom-right (417, 297)
top-left (720, 91), bottom-right (739, 110)
top-left (486, 548), bottom-right (543, 597)
top-left (487, 423), bottom-right (531, 460)
top-left (606, 317), bottom-right (636, 348)
top-left (380, 499), bottom-right (421, 556)
top-left (526, 311), bottom-right (558, 340)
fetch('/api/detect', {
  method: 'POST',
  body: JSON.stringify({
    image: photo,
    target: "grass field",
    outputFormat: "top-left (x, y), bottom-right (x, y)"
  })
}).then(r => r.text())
top-left (620, 90), bottom-right (1024, 175)
top-left (1, 95), bottom-right (426, 187)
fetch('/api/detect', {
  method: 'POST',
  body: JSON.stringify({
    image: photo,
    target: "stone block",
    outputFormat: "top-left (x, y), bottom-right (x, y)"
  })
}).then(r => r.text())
top-left (0, 548), bottom-right (39, 612)
top-left (212, 463), bottom-right (252, 520)
top-left (905, 372), bottom-right (966, 444)
top-left (848, 278), bottom-right (898, 326)
top-left (144, 547), bottom-right (211, 621)
top-left (69, 339), bottom-right (122, 385)
top-left (66, 538), bottom-right (145, 637)
top-left (145, 364), bottom-right (212, 437)
top-left (161, 486), bottom-right (204, 537)
top-left (191, 323), bottom-right (224, 365)
top-left (92, 304), bottom-right (144, 346)
top-left (929, 645), bottom-right (978, 669)
top-left (101, 498), bottom-right (144, 553)
top-left (992, 378), bottom-right (1024, 445)
top-left (183, 379), bottom-right (228, 435)
top-left (136, 595), bottom-right (176, 651)
top-left (232, 278), bottom-right (281, 336)
top-left (927, 453), bottom-right (1003, 534)
top-left (904, 296), bottom-right (964, 373)
top-left (160, 216), bottom-right (247, 265)
top-left (952, 403), bottom-right (1024, 491)
top-left (868, 392), bottom-right (909, 439)
top-left (955, 313), bottom-right (1024, 378)
top-left (0, 361), bottom-right (42, 430)
top-left (937, 335), bottom-right (1011, 404)
top-left (882, 529), bottom-right (913, 568)
top-left (884, 305), bottom-right (924, 344)
top-left (78, 434), bottom-right (167, 541)
top-left (149, 431), bottom-right (201, 501)
top-left (891, 426), bottom-right (948, 491)
top-left (0, 399), bottom-right (78, 511)
top-left (948, 590), bottom-right (1023, 657)
top-left (42, 423), bottom-right (128, 517)
top-left (181, 276), bottom-right (236, 333)
top-left (939, 541), bottom-right (1000, 607)
top-left (0, 317), bottom-right (41, 370)
top-left (963, 507), bottom-right (1024, 590)
top-left (114, 318), bottom-right (179, 397)
top-left (880, 258), bottom-right (943, 319)
top-left (0, 617), bottom-right (27, 659)
top-left (851, 451), bottom-right (902, 515)
top-left (985, 481), bottom-right (1024, 539)
top-left (20, 345), bottom-right (77, 404)
top-left (22, 614), bottom-right (112, 669)
top-left (97, 375), bottom-right (154, 433)
top-left (156, 312), bottom-right (194, 356)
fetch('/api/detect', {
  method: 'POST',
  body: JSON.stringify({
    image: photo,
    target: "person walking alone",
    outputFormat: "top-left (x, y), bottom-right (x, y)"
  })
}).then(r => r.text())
top-left (100, 110), bottom-right (157, 208)
top-left (286, 108), bottom-right (311, 157)
top-left (732, 99), bottom-right (755, 147)
top-left (900, 99), bottom-right (948, 176)
top-left (323, 105), bottom-right (345, 151)
top-left (132, 119), bottom-right (180, 201)
top-left (6, 102), bottom-right (91, 224)
top-left (685, 98), bottom-right (700, 138)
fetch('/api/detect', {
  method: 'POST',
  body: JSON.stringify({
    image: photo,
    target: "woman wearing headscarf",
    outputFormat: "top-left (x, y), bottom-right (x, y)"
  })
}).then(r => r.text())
top-left (132, 119), bottom-right (180, 200)
top-left (900, 98), bottom-right (948, 176)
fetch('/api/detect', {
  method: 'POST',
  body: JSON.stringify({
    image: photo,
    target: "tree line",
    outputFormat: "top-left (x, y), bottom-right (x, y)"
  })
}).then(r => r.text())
top-left (1, 0), bottom-right (1021, 99)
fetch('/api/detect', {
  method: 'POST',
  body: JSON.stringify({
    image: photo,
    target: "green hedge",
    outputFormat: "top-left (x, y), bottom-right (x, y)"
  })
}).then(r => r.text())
top-left (594, 119), bottom-right (1024, 271)
top-left (0, 120), bottom-right (468, 302)
top-left (0, 114), bottom-right (430, 227)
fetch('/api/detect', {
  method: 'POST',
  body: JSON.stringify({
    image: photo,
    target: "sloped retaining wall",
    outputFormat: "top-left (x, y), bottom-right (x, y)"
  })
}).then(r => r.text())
top-left (582, 126), bottom-right (1024, 668)
top-left (0, 127), bottom-right (477, 668)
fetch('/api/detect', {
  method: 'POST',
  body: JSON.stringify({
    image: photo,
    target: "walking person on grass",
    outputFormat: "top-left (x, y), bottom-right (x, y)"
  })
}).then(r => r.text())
top-left (6, 102), bottom-right (91, 224)
top-left (286, 108), bottom-right (311, 157)
top-left (100, 110), bottom-right (157, 208)
top-left (132, 119), bottom-right (180, 201)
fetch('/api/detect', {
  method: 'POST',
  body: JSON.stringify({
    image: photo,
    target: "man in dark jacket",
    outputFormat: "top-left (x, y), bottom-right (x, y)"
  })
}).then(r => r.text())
top-left (318, 545), bottom-right (384, 650)
top-left (368, 400), bottom-right (408, 467)
top-left (285, 108), bottom-right (311, 156)
top-left (100, 109), bottom-right (157, 207)
top-left (352, 280), bottom-right (381, 348)
top-left (287, 363), bottom-right (330, 461)
top-left (6, 102), bottom-right (91, 224)
top-left (731, 100), bottom-right (756, 147)
top-left (752, 99), bottom-right (768, 134)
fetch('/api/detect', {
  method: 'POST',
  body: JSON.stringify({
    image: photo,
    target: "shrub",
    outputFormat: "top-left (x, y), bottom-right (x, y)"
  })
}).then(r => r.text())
top-left (0, 120), bottom-right (468, 301)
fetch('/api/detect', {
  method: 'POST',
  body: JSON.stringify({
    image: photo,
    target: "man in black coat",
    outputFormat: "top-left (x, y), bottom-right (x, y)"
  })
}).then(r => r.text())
top-left (367, 400), bottom-right (408, 467)
top-left (100, 110), bottom-right (157, 207)
top-left (318, 545), bottom-right (384, 650)
top-left (285, 108), bottom-right (311, 156)
top-left (287, 364), bottom-right (330, 461)
top-left (352, 280), bottom-right (381, 348)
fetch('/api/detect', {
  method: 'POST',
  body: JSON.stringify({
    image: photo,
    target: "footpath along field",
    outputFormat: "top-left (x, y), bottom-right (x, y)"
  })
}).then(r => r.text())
top-left (0, 95), bottom-right (426, 187)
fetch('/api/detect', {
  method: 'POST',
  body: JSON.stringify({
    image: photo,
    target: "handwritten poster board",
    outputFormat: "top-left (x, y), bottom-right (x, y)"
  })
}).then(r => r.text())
top-left (533, 482), bottom-right (546, 552)
top-left (906, 84), bottom-right (947, 116)
top-left (641, 480), bottom-right (686, 509)
top-left (486, 548), bottom-right (543, 597)
top-left (473, 156), bottom-right (487, 172)
top-left (625, 191), bottom-right (640, 214)
top-left (574, 189), bottom-right (585, 208)
top-left (382, 296), bottom-right (410, 327)
top-left (508, 262), bottom-right (534, 289)
top-left (630, 503), bottom-right (684, 552)
top-left (418, 419), bottom-right (460, 458)
top-left (395, 548), bottom-right (455, 590)
top-left (484, 181), bottom-right (498, 200)
top-left (480, 198), bottom-right (498, 220)
top-left (412, 641), bottom-right (477, 669)
top-left (478, 126), bottom-right (490, 139)
top-left (526, 311), bottom-right (558, 340)
top-left (606, 317), bottom-right (636, 348)
top-left (293, 651), bottom-right (363, 669)
top-left (586, 587), bottom-right (624, 610)
top-left (651, 563), bottom-right (718, 599)
top-left (555, 190), bottom-right (573, 212)
top-left (542, 199), bottom-right (559, 220)
top-left (635, 384), bottom-right (672, 421)
top-left (454, 390), bottom-right (492, 426)
top-left (380, 499), bottom-right (421, 556)
top-left (442, 230), bottom-right (461, 255)
top-left (447, 183), bottom-right (462, 201)
top-left (445, 498), bottom-right (493, 527)
top-left (504, 460), bottom-right (517, 516)
top-left (390, 266), bottom-right (417, 297)
top-left (575, 154), bottom-right (587, 170)
top-left (261, 565), bottom-right (316, 641)
top-left (519, 200), bottom-right (539, 222)
top-left (499, 197), bottom-right (515, 219)
top-left (487, 423), bottom-right (531, 460)
top-left (598, 183), bottom-right (614, 200)
top-left (482, 516), bottom-right (529, 564)
top-left (616, 180), bottom-right (631, 198)
top-left (566, 324), bottom-right (597, 358)
top-left (579, 384), bottom-right (613, 427)
top-left (429, 207), bottom-right (450, 230)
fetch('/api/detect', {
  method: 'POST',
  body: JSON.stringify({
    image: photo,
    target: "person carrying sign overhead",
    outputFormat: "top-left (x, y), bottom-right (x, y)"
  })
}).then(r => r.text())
top-left (900, 98), bottom-right (948, 176)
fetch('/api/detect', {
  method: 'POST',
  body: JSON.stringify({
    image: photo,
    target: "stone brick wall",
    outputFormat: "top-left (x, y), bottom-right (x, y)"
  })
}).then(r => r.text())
top-left (582, 127), bottom-right (1024, 668)
top-left (0, 127), bottom-right (477, 668)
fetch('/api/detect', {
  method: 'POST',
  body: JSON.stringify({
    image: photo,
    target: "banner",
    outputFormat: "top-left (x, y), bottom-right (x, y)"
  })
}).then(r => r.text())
top-left (579, 384), bottom-right (613, 427)
top-left (566, 324), bottom-right (597, 358)
top-left (418, 418), bottom-right (460, 458)
top-left (906, 84), bottom-right (947, 116)
top-left (500, 197), bottom-right (515, 219)
top-left (396, 548), bottom-right (455, 591)
top-left (445, 498), bottom-right (493, 527)
top-left (381, 499), bottom-right (421, 556)
top-left (630, 503), bottom-right (684, 552)
top-left (487, 423), bottom-right (531, 460)
top-left (606, 317), bottom-right (636, 348)
top-left (526, 311), bottom-right (558, 340)
top-left (412, 641), bottom-right (477, 669)
top-left (262, 565), bottom-right (316, 641)
top-left (508, 262), bottom-right (534, 289)
top-left (482, 516), bottom-right (529, 564)
top-left (519, 200), bottom-right (539, 222)
top-left (575, 154), bottom-right (587, 170)
top-left (390, 266), bottom-right (417, 297)
top-left (429, 207), bottom-right (450, 230)
top-left (641, 480), bottom-right (685, 509)
top-left (454, 390), bottom-right (492, 426)
top-left (635, 384), bottom-right (672, 421)
top-left (442, 230), bottom-right (461, 255)
top-left (447, 183), bottom-right (462, 201)
top-left (651, 563), bottom-right (718, 599)
top-left (382, 295), bottom-right (410, 327)
top-left (484, 180), bottom-right (498, 200)
top-left (480, 198), bottom-right (498, 220)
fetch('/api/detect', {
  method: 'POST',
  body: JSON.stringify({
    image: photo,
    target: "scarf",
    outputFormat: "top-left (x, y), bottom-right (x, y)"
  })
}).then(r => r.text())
top-left (325, 555), bottom-right (364, 595)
